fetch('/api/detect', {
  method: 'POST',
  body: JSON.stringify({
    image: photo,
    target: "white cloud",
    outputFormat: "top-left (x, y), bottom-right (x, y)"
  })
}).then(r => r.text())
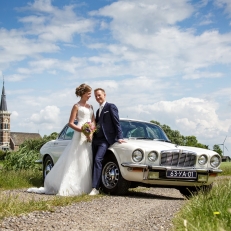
top-left (11, 111), bottom-right (19, 119)
top-left (91, 0), bottom-right (194, 33)
top-left (0, 28), bottom-right (59, 67)
top-left (87, 1), bottom-right (231, 81)
top-left (183, 71), bottom-right (223, 79)
top-left (7, 74), bottom-right (30, 82)
top-left (28, 105), bottom-right (60, 125)
top-left (124, 97), bottom-right (230, 140)
top-left (214, 0), bottom-right (231, 17)
top-left (18, 0), bottom-right (95, 43)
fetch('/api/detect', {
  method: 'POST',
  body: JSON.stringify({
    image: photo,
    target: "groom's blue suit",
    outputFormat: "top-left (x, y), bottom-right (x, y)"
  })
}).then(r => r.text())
top-left (92, 102), bottom-right (123, 190)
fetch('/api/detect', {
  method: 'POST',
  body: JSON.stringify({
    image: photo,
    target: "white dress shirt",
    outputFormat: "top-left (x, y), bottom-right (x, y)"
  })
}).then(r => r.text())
top-left (99, 101), bottom-right (106, 117)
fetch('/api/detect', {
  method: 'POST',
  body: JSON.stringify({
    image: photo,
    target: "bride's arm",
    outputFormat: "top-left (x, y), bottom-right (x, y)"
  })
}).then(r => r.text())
top-left (68, 104), bottom-right (82, 132)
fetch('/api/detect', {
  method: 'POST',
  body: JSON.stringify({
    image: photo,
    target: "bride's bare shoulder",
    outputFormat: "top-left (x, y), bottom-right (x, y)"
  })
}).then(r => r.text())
top-left (71, 104), bottom-right (79, 111)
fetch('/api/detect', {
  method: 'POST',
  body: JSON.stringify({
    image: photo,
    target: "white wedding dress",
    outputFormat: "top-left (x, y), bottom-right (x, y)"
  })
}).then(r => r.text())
top-left (27, 104), bottom-right (93, 196)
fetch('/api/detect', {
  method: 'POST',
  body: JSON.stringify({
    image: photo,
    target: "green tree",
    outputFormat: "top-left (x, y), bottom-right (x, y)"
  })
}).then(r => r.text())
top-left (151, 120), bottom-right (184, 145)
top-left (150, 120), bottom-right (208, 149)
top-left (213, 144), bottom-right (222, 156)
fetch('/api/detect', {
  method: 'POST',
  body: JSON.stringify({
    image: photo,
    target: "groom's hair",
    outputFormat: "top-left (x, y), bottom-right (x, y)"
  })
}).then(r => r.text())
top-left (94, 88), bottom-right (105, 93)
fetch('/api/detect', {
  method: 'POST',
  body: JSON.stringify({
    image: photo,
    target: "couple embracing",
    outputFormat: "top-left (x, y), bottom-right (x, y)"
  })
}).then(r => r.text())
top-left (27, 84), bottom-right (125, 196)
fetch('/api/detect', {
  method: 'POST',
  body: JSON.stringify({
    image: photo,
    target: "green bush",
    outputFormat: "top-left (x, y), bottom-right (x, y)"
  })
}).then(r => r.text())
top-left (0, 150), bottom-right (8, 160)
top-left (3, 132), bottom-right (58, 171)
top-left (3, 149), bottom-right (40, 171)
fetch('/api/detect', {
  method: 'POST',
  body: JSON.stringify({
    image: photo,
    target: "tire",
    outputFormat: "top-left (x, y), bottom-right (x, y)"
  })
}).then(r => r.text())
top-left (179, 184), bottom-right (213, 199)
top-left (43, 156), bottom-right (54, 181)
top-left (101, 155), bottom-right (131, 195)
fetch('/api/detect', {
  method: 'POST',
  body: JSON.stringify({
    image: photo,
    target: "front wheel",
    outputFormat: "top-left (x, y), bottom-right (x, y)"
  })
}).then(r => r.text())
top-left (43, 156), bottom-right (54, 181)
top-left (101, 156), bottom-right (131, 195)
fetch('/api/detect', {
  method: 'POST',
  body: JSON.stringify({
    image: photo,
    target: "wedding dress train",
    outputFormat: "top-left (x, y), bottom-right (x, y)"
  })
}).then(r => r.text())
top-left (27, 104), bottom-right (93, 196)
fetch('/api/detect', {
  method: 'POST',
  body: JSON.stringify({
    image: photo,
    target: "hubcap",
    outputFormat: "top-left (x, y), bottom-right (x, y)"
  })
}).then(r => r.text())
top-left (44, 160), bottom-right (53, 177)
top-left (102, 162), bottom-right (119, 189)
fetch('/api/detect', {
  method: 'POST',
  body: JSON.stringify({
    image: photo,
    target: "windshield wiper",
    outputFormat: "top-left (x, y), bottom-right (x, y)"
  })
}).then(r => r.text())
top-left (130, 137), bottom-right (154, 140)
top-left (153, 139), bottom-right (171, 143)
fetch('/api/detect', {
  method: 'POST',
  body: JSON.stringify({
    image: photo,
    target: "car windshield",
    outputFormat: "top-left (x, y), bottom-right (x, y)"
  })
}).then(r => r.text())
top-left (120, 120), bottom-right (170, 142)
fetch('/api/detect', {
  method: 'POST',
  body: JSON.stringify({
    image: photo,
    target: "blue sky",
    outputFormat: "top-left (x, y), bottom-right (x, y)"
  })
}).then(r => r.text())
top-left (0, 0), bottom-right (231, 156)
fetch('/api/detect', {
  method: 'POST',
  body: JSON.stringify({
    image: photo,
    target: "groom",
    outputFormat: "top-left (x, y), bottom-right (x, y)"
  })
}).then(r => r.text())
top-left (89, 88), bottom-right (125, 196)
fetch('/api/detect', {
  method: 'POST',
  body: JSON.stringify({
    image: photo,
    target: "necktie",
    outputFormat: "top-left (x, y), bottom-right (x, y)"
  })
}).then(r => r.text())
top-left (99, 105), bottom-right (103, 117)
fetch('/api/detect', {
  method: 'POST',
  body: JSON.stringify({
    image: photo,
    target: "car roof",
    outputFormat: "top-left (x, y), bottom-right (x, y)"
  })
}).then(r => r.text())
top-left (120, 118), bottom-right (156, 125)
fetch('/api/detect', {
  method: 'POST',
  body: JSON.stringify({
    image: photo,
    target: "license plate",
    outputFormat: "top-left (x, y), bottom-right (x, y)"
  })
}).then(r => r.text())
top-left (166, 170), bottom-right (197, 179)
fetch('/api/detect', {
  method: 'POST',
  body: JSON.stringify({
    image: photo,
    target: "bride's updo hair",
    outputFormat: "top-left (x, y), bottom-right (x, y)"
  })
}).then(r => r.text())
top-left (75, 84), bottom-right (92, 97)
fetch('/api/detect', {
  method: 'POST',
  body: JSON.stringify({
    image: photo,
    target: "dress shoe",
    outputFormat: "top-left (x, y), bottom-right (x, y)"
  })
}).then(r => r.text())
top-left (89, 188), bottom-right (99, 196)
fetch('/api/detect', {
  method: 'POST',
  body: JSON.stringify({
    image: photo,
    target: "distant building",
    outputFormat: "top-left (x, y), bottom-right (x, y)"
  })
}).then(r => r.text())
top-left (222, 156), bottom-right (231, 162)
top-left (10, 132), bottom-right (41, 151)
top-left (0, 81), bottom-right (41, 151)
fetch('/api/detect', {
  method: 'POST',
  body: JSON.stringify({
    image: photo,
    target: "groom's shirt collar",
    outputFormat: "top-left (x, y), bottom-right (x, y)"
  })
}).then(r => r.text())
top-left (100, 101), bottom-right (106, 108)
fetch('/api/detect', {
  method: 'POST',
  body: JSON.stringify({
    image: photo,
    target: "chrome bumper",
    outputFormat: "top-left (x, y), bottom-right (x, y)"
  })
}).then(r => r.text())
top-left (121, 162), bottom-right (222, 173)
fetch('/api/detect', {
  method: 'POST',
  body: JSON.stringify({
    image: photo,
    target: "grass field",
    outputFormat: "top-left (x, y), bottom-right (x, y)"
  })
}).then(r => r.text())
top-left (220, 162), bottom-right (231, 176)
top-left (0, 169), bottom-right (43, 190)
top-left (172, 177), bottom-right (231, 231)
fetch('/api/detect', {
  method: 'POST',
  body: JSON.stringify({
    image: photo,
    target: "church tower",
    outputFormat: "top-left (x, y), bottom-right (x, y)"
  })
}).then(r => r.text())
top-left (0, 81), bottom-right (11, 150)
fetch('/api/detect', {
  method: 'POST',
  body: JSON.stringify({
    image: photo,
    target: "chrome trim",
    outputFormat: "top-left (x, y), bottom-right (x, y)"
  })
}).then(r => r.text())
top-left (35, 160), bottom-right (42, 164)
top-left (121, 162), bottom-right (148, 169)
top-left (121, 162), bottom-right (222, 173)
top-left (161, 149), bottom-right (196, 167)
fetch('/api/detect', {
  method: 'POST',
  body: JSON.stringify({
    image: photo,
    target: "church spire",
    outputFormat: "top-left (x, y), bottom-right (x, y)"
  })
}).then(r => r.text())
top-left (0, 77), bottom-right (7, 111)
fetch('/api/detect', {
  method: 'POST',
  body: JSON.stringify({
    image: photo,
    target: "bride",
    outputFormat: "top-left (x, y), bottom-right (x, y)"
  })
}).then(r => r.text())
top-left (27, 84), bottom-right (94, 196)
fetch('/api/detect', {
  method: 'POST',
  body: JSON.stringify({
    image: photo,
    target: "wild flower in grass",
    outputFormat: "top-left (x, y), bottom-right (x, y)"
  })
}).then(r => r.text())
top-left (213, 211), bottom-right (220, 215)
top-left (183, 219), bottom-right (188, 231)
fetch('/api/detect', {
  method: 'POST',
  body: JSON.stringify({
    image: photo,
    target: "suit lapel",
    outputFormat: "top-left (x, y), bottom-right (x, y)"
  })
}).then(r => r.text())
top-left (96, 109), bottom-right (99, 122)
top-left (100, 102), bottom-right (108, 119)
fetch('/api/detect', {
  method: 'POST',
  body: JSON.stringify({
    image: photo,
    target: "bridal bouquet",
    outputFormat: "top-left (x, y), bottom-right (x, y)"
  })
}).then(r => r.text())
top-left (81, 122), bottom-right (97, 141)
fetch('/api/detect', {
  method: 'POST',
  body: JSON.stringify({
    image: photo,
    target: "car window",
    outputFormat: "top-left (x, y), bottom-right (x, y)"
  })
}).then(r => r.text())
top-left (120, 120), bottom-right (170, 141)
top-left (57, 121), bottom-right (78, 140)
top-left (127, 127), bottom-right (146, 137)
top-left (146, 126), bottom-right (160, 139)
top-left (58, 126), bottom-right (68, 139)
top-left (64, 126), bottom-right (75, 140)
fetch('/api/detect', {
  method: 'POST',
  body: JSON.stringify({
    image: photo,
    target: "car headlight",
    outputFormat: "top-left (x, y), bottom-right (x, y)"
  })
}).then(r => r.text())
top-left (148, 151), bottom-right (158, 162)
top-left (210, 155), bottom-right (221, 168)
top-left (198, 155), bottom-right (208, 165)
top-left (132, 149), bottom-right (144, 162)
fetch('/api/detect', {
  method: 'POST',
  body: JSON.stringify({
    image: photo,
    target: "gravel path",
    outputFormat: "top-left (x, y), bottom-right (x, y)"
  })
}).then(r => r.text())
top-left (0, 187), bottom-right (185, 231)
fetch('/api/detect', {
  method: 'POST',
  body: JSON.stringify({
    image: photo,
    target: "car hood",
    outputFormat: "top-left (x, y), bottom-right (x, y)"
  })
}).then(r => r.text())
top-left (114, 139), bottom-right (218, 156)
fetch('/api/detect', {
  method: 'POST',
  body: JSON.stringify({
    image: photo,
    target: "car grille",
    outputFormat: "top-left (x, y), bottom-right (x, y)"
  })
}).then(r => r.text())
top-left (160, 149), bottom-right (196, 167)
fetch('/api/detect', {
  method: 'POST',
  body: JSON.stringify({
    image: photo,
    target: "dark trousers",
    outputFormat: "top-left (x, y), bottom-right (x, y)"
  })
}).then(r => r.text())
top-left (92, 137), bottom-right (110, 189)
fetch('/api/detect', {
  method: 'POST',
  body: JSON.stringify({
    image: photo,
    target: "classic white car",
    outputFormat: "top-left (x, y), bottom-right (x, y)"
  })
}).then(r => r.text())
top-left (37, 118), bottom-right (222, 197)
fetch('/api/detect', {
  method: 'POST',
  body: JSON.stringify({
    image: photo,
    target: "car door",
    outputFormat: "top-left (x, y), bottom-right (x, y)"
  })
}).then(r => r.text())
top-left (50, 125), bottom-right (74, 163)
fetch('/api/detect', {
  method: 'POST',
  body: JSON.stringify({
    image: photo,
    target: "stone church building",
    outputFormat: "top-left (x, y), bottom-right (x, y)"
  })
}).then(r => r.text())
top-left (0, 82), bottom-right (41, 151)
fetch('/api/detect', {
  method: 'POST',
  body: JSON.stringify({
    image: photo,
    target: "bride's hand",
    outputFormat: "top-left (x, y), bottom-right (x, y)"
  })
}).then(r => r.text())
top-left (86, 136), bottom-right (92, 142)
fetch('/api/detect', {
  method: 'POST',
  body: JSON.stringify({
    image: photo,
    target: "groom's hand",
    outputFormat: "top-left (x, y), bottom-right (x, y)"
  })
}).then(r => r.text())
top-left (118, 139), bottom-right (126, 143)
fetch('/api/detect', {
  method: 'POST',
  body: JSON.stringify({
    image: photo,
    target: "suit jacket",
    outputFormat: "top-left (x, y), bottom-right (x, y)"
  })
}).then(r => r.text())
top-left (94, 102), bottom-right (123, 145)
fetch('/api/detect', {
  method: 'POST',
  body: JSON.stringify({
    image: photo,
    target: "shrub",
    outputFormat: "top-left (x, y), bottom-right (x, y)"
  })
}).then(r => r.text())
top-left (3, 132), bottom-right (58, 171)
top-left (0, 150), bottom-right (8, 160)
top-left (3, 149), bottom-right (40, 171)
